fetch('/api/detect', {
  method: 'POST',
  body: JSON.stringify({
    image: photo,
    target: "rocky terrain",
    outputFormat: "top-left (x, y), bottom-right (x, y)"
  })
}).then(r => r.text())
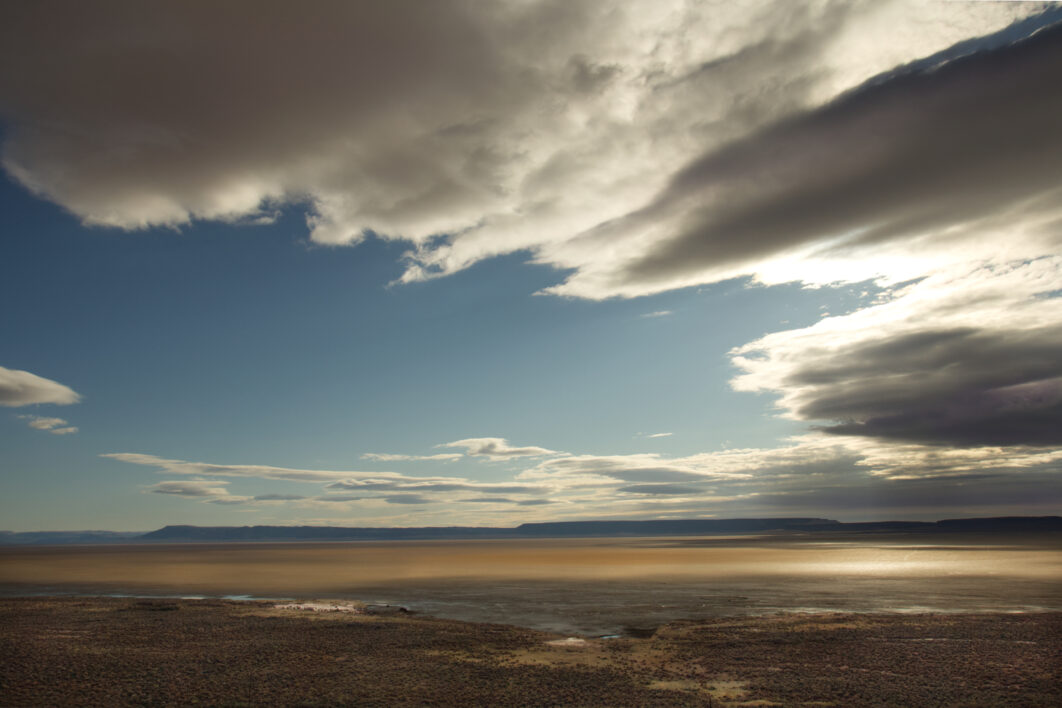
top-left (1, 598), bottom-right (1059, 706)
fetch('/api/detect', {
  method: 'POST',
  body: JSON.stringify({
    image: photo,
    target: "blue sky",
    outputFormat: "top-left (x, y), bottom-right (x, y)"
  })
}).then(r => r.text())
top-left (2, 2), bottom-right (1061, 530)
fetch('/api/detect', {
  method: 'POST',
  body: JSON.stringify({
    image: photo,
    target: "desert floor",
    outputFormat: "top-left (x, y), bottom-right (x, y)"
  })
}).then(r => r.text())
top-left (1, 597), bottom-right (1059, 706)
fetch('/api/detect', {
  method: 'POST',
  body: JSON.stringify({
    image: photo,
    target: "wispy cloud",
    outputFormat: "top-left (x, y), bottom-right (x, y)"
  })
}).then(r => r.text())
top-left (102, 453), bottom-right (360, 482)
top-left (441, 437), bottom-right (559, 460)
top-left (361, 452), bottom-right (463, 462)
top-left (147, 480), bottom-right (233, 498)
top-left (640, 310), bottom-right (673, 319)
top-left (19, 415), bottom-right (78, 435)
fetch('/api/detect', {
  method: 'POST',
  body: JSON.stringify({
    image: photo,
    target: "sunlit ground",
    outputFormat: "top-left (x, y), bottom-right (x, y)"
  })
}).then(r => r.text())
top-left (3, 534), bottom-right (1059, 634)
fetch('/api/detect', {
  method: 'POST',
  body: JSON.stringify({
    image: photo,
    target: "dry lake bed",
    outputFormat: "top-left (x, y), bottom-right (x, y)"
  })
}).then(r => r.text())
top-left (1, 533), bottom-right (1059, 635)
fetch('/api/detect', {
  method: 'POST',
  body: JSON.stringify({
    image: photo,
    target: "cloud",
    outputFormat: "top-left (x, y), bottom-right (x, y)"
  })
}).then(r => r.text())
top-left (110, 450), bottom-right (553, 509)
top-left (326, 478), bottom-right (539, 494)
top-left (542, 14), bottom-right (1062, 298)
top-left (382, 494), bottom-right (431, 505)
top-left (0, 366), bottom-right (80, 407)
top-left (148, 480), bottom-right (231, 498)
top-left (102, 453), bottom-right (363, 482)
top-left (732, 259), bottom-right (1062, 447)
top-left (0, 0), bottom-right (1039, 296)
top-left (361, 452), bottom-right (463, 462)
top-left (617, 484), bottom-right (703, 496)
top-left (18, 415), bottom-right (79, 435)
top-left (520, 453), bottom-right (754, 486)
top-left (645, 432), bottom-right (673, 439)
top-left (126, 428), bottom-right (1062, 520)
top-left (640, 311), bottom-right (673, 319)
top-left (441, 437), bottom-right (558, 460)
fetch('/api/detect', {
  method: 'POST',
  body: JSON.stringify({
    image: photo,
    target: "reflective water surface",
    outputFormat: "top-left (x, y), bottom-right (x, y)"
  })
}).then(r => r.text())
top-left (2, 533), bottom-right (1059, 635)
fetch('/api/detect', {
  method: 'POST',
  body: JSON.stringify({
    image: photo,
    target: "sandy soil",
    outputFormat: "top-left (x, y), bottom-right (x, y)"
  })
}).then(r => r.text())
top-left (1, 598), bottom-right (1058, 706)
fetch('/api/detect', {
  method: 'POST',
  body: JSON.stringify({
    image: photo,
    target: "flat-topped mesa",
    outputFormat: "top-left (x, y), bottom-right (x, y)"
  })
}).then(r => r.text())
top-left (513, 518), bottom-right (841, 536)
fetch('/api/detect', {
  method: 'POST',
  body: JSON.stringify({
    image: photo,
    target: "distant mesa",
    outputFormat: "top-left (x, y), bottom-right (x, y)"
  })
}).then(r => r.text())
top-left (2, 516), bottom-right (1058, 545)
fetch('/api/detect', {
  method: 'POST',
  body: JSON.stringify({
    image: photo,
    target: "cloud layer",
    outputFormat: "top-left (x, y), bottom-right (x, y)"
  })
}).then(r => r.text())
top-left (1, 1), bottom-right (1043, 297)
top-left (108, 427), bottom-right (1062, 524)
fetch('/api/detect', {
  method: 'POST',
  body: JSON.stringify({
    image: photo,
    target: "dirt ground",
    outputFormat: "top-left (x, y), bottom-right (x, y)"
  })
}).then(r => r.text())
top-left (1, 598), bottom-right (1059, 706)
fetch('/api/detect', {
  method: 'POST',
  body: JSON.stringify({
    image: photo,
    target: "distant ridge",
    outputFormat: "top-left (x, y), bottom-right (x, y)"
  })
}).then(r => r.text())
top-left (3, 515), bottom-right (1058, 545)
top-left (0, 530), bottom-right (144, 546)
top-left (137, 517), bottom-right (836, 543)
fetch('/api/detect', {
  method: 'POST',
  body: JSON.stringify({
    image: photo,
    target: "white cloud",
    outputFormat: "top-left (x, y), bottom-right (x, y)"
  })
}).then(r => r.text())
top-left (24, 416), bottom-right (67, 430)
top-left (640, 311), bottom-right (673, 319)
top-left (441, 437), bottom-right (559, 460)
top-left (0, 366), bottom-right (80, 407)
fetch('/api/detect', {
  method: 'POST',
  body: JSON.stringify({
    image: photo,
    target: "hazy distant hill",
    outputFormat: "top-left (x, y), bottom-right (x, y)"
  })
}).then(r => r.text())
top-left (3, 516), bottom-right (1059, 545)
top-left (514, 517), bottom-right (840, 536)
top-left (0, 530), bottom-right (145, 545)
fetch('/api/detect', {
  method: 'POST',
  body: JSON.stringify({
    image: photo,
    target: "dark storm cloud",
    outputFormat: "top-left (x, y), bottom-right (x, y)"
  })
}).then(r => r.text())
top-left (747, 470), bottom-right (1062, 518)
top-left (616, 18), bottom-right (1062, 287)
top-left (791, 326), bottom-right (1062, 446)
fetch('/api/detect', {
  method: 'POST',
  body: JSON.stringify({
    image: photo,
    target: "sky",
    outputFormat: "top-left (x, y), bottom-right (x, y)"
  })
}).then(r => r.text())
top-left (2, 1), bottom-right (1061, 532)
